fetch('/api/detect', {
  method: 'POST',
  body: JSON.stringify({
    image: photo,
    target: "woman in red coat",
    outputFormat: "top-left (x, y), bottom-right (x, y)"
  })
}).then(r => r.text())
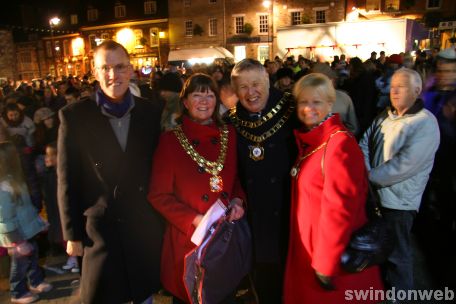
top-left (284, 73), bottom-right (383, 303)
top-left (148, 74), bottom-right (245, 303)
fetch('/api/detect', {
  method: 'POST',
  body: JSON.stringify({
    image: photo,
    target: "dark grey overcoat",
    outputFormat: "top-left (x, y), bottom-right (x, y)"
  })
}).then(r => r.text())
top-left (57, 96), bottom-right (164, 304)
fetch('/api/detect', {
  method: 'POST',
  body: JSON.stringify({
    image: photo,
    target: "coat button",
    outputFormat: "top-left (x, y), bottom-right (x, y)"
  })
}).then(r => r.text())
top-left (198, 166), bottom-right (205, 173)
top-left (221, 191), bottom-right (229, 199)
top-left (210, 137), bottom-right (218, 145)
top-left (95, 162), bottom-right (102, 168)
top-left (192, 139), bottom-right (200, 147)
top-left (201, 194), bottom-right (209, 202)
top-left (270, 177), bottom-right (277, 184)
top-left (138, 186), bottom-right (144, 192)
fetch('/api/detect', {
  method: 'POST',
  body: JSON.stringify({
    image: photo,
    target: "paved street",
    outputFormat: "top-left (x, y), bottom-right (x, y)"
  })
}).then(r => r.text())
top-left (1, 216), bottom-right (455, 304)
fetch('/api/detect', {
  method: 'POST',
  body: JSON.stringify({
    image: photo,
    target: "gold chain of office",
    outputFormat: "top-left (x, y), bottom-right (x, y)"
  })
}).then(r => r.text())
top-left (173, 124), bottom-right (229, 192)
top-left (229, 96), bottom-right (295, 144)
top-left (228, 92), bottom-right (291, 129)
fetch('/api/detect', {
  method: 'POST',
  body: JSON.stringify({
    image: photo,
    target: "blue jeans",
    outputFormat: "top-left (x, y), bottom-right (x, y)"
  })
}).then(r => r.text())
top-left (381, 208), bottom-right (417, 292)
top-left (9, 240), bottom-right (44, 298)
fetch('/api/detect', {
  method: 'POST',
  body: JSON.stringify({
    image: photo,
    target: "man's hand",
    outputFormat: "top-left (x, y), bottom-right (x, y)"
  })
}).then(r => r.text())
top-left (67, 241), bottom-right (84, 256)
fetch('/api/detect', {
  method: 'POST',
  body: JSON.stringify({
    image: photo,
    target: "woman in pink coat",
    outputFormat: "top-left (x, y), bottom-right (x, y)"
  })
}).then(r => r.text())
top-left (148, 73), bottom-right (245, 303)
top-left (284, 73), bottom-right (383, 303)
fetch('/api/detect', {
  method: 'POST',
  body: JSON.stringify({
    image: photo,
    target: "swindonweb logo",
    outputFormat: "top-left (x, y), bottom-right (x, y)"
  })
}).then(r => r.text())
top-left (345, 287), bottom-right (455, 301)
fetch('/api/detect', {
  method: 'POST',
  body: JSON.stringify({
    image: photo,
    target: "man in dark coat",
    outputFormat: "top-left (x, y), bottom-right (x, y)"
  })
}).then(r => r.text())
top-left (57, 40), bottom-right (163, 304)
top-left (229, 58), bottom-right (297, 304)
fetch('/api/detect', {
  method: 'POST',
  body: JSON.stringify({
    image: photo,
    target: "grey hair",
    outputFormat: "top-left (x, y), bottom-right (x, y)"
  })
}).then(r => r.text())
top-left (393, 67), bottom-right (422, 95)
top-left (231, 58), bottom-right (269, 88)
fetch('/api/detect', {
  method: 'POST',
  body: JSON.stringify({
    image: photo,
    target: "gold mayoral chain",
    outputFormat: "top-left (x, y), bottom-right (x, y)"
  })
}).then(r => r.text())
top-left (229, 93), bottom-right (294, 161)
top-left (173, 124), bottom-right (229, 193)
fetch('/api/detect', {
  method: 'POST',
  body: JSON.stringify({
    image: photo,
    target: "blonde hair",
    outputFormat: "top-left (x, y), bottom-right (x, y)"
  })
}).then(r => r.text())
top-left (0, 141), bottom-right (27, 202)
top-left (293, 73), bottom-right (336, 104)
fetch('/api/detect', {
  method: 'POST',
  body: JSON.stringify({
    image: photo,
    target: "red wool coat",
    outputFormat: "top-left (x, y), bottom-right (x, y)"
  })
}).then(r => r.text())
top-left (148, 116), bottom-right (244, 303)
top-left (284, 114), bottom-right (383, 304)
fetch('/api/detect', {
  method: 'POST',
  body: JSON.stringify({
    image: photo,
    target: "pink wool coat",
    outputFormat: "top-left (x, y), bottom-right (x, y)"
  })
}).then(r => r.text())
top-left (284, 114), bottom-right (383, 304)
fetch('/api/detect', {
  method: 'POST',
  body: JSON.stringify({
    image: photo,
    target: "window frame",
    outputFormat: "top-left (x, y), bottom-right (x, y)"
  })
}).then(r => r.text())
top-left (209, 18), bottom-right (217, 36)
top-left (185, 20), bottom-right (193, 37)
top-left (144, 1), bottom-right (157, 15)
top-left (315, 10), bottom-right (326, 23)
top-left (115, 4), bottom-right (126, 18)
top-left (258, 14), bottom-right (269, 35)
top-left (234, 16), bottom-right (245, 34)
top-left (87, 8), bottom-right (98, 21)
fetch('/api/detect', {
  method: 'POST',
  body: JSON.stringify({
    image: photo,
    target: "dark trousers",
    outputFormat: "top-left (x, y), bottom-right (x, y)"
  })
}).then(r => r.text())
top-left (381, 208), bottom-right (417, 291)
top-left (251, 262), bottom-right (283, 304)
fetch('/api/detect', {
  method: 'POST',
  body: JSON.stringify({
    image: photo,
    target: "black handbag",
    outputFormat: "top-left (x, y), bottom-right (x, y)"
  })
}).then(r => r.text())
top-left (184, 214), bottom-right (252, 304)
top-left (340, 183), bottom-right (395, 273)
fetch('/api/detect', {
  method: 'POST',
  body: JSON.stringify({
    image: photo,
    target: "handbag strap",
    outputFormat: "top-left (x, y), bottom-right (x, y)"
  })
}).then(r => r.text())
top-left (320, 130), bottom-right (383, 219)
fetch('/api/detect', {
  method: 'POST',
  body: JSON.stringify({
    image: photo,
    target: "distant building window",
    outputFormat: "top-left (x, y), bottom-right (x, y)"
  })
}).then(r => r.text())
top-left (54, 41), bottom-right (61, 56)
top-left (258, 45), bottom-right (269, 63)
top-left (316, 10), bottom-right (326, 23)
top-left (134, 29), bottom-right (143, 46)
top-left (144, 1), bottom-right (157, 14)
top-left (185, 20), bottom-right (193, 37)
top-left (366, 0), bottom-right (381, 11)
top-left (115, 5), bottom-right (126, 18)
top-left (46, 41), bottom-right (52, 57)
top-left (385, 0), bottom-right (399, 11)
top-left (235, 16), bottom-right (244, 34)
top-left (18, 52), bottom-right (32, 64)
top-left (63, 40), bottom-right (70, 56)
top-left (150, 27), bottom-right (159, 46)
top-left (291, 11), bottom-right (302, 25)
top-left (184, 0), bottom-right (191, 7)
top-left (209, 0), bottom-right (217, 3)
top-left (259, 14), bottom-right (269, 34)
top-left (209, 18), bottom-right (217, 36)
top-left (101, 33), bottom-right (110, 40)
top-left (427, 0), bottom-right (441, 9)
top-left (70, 14), bottom-right (78, 25)
top-left (89, 34), bottom-right (97, 49)
top-left (87, 8), bottom-right (98, 21)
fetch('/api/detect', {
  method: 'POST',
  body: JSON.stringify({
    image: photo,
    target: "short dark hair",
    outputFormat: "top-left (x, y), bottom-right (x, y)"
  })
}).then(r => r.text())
top-left (177, 73), bottom-right (223, 126)
top-left (93, 40), bottom-right (130, 59)
top-left (65, 86), bottom-right (80, 98)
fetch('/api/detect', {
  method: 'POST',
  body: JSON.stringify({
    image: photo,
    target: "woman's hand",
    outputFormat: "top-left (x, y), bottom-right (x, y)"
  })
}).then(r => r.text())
top-left (228, 197), bottom-right (245, 222)
top-left (315, 270), bottom-right (335, 291)
top-left (192, 214), bottom-right (204, 227)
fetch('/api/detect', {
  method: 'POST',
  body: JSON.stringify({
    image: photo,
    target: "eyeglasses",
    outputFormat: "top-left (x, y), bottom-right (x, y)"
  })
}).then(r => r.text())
top-left (95, 63), bottom-right (131, 74)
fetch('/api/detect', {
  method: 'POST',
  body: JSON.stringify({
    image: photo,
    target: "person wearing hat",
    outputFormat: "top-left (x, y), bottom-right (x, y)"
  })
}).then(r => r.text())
top-left (274, 67), bottom-right (295, 93)
top-left (158, 72), bottom-right (184, 131)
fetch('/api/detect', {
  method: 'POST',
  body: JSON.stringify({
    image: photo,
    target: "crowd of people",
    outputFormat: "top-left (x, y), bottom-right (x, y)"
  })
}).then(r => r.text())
top-left (0, 40), bottom-right (455, 304)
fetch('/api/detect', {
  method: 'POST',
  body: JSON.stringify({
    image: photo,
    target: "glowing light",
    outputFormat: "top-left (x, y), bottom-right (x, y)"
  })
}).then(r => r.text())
top-left (71, 37), bottom-right (85, 56)
top-left (116, 28), bottom-right (135, 53)
top-left (49, 17), bottom-right (61, 26)
top-left (159, 31), bottom-right (165, 38)
top-left (263, 1), bottom-right (272, 8)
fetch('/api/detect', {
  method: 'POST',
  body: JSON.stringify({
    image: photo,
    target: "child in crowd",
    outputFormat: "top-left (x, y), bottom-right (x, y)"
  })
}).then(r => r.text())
top-left (42, 142), bottom-right (79, 273)
top-left (0, 141), bottom-right (52, 304)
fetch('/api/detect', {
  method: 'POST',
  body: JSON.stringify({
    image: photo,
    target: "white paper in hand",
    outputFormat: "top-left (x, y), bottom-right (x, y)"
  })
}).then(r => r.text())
top-left (191, 199), bottom-right (227, 246)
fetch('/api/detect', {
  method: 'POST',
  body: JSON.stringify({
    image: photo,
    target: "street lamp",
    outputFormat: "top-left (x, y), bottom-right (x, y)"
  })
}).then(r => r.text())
top-left (263, 1), bottom-right (273, 60)
top-left (49, 17), bottom-right (61, 77)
